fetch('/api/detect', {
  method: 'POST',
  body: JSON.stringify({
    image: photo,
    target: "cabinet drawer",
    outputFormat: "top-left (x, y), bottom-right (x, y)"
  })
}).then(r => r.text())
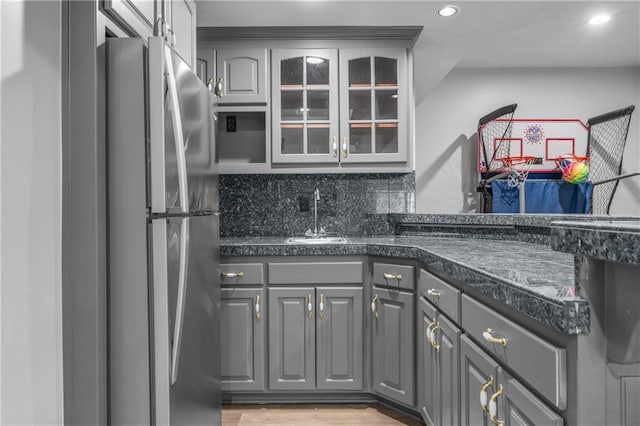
top-left (268, 262), bottom-right (363, 284)
top-left (461, 295), bottom-right (567, 410)
top-left (373, 262), bottom-right (415, 290)
top-left (418, 269), bottom-right (460, 323)
top-left (220, 263), bottom-right (264, 285)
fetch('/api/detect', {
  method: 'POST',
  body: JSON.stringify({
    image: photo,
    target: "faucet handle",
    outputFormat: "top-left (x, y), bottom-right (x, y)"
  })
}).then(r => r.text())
top-left (319, 227), bottom-right (326, 235)
top-left (304, 229), bottom-right (313, 237)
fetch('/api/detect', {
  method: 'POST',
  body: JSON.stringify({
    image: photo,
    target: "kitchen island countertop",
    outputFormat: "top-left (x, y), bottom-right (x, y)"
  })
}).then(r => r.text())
top-left (221, 215), bottom-right (640, 336)
top-left (222, 234), bottom-right (588, 335)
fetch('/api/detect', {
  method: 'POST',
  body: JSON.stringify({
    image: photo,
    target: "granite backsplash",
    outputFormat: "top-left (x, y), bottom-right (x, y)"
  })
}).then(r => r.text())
top-left (219, 173), bottom-right (415, 237)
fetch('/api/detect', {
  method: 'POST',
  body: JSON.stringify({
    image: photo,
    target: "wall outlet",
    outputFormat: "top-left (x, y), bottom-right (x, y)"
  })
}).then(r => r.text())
top-left (226, 115), bottom-right (237, 132)
top-left (298, 196), bottom-right (310, 212)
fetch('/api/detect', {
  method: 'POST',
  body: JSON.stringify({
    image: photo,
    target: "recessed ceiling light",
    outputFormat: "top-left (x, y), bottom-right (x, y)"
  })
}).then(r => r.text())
top-left (438, 5), bottom-right (459, 17)
top-left (306, 57), bottom-right (325, 64)
top-left (589, 14), bottom-right (611, 25)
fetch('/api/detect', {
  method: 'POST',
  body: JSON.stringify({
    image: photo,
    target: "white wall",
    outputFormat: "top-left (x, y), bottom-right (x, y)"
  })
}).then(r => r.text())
top-left (0, 1), bottom-right (64, 425)
top-left (415, 67), bottom-right (640, 215)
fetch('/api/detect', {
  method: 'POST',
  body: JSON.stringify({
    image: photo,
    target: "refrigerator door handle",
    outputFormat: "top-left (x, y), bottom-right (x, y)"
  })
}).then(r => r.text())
top-left (170, 218), bottom-right (190, 385)
top-left (164, 45), bottom-right (189, 214)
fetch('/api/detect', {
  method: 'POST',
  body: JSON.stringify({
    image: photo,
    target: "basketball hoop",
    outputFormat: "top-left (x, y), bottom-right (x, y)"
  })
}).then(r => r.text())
top-left (501, 156), bottom-right (536, 187)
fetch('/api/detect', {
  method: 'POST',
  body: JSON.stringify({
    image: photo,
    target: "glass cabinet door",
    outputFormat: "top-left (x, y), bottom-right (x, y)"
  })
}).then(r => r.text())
top-left (339, 49), bottom-right (408, 163)
top-left (272, 49), bottom-right (339, 164)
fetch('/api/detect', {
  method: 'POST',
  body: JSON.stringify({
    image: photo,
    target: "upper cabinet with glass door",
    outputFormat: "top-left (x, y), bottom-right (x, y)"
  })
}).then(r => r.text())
top-left (272, 49), bottom-right (339, 164)
top-left (339, 49), bottom-right (408, 164)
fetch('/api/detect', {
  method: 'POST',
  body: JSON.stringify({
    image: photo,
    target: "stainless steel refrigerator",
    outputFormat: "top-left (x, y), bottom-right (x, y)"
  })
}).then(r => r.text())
top-left (106, 37), bottom-right (220, 425)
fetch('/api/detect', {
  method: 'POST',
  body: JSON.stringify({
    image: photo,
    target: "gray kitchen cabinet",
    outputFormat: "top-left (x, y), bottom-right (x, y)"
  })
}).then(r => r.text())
top-left (268, 286), bottom-right (364, 392)
top-left (460, 334), bottom-right (499, 426)
top-left (371, 286), bottom-right (415, 406)
top-left (271, 47), bottom-right (409, 167)
top-left (271, 49), bottom-right (340, 164)
top-left (461, 295), bottom-right (566, 410)
top-left (268, 287), bottom-right (316, 391)
top-left (215, 48), bottom-right (269, 104)
top-left (419, 298), bottom-right (439, 424)
top-left (101, 0), bottom-right (195, 68)
top-left (101, 0), bottom-right (156, 38)
top-left (316, 287), bottom-right (364, 391)
top-left (460, 335), bottom-right (563, 426)
top-left (418, 297), bottom-right (461, 426)
top-left (339, 49), bottom-right (408, 164)
top-left (220, 287), bottom-right (265, 391)
top-left (164, 0), bottom-right (196, 68)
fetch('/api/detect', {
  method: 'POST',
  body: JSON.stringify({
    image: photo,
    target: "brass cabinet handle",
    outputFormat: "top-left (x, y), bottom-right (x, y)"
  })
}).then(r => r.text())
top-left (255, 295), bottom-right (261, 319)
top-left (427, 289), bottom-right (441, 297)
top-left (342, 137), bottom-right (348, 158)
top-left (430, 323), bottom-right (441, 352)
top-left (319, 293), bottom-right (325, 318)
top-left (426, 318), bottom-right (437, 345)
top-left (480, 375), bottom-right (495, 412)
top-left (307, 294), bottom-right (313, 318)
top-left (489, 384), bottom-right (504, 425)
top-left (483, 328), bottom-right (507, 347)
top-left (332, 137), bottom-right (338, 158)
top-left (371, 295), bottom-right (378, 318)
top-left (221, 271), bottom-right (244, 279)
top-left (383, 272), bottom-right (402, 281)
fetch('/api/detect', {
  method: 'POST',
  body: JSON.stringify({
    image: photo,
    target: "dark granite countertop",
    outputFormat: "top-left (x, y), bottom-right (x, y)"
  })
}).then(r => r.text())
top-left (221, 234), bottom-right (588, 335)
top-left (550, 219), bottom-right (640, 266)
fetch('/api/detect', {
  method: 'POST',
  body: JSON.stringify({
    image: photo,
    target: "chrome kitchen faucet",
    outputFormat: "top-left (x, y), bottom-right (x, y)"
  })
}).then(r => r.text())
top-left (305, 187), bottom-right (325, 237)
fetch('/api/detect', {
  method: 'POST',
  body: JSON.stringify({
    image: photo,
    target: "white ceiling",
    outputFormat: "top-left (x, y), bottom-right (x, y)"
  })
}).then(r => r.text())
top-left (196, 0), bottom-right (640, 95)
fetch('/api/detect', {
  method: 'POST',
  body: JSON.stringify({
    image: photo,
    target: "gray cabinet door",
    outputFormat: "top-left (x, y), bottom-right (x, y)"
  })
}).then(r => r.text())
top-left (316, 287), bottom-right (364, 391)
top-left (220, 287), bottom-right (265, 392)
top-left (419, 298), bottom-right (462, 426)
top-left (101, 0), bottom-right (156, 38)
top-left (435, 312), bottom-right (461, 426)
top-left (418, 298), bottom-right (438, 425)
top-left (216, 49), bottom-right (268, 104)
top-left (339, 48), bottom-right (408, 164)
top-left (461, 335), bottom-right (564, 426)
top-left (498, 369), bottom-right (564, 426)
top-left (460, 335), bottom-right (499, 426)
top-left (371, 287), bottom-right (414, 406)
top-left (271, 49), bottom-right (340, 164)
top-left (166, 0), bottom-right (196, 68)
top-left (268, 287), bottom-right (316, 390)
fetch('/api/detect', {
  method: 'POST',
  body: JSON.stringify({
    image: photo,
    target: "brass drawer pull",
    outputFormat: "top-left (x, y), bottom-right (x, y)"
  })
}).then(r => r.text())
top-left (221, 271), bottom-right (244, 279)
top-left (427, 289), bottom-right (441, 297)
top-left (332, 137), bottom-right (338, 158)
top-left (383, 272), bottom-right (402, 281)
top-left (319, 293), bottom-right (325, 318)
top-left (483, 328), bottom-right (507, 347)
top-left (489, 384), bottom-right (504, 425)
top-left (480, 375), bottom-right (494, 412)
top-left (371, 295), bottom-right (378, 318)
top-left (307, 294), bottom-right (313, 318)
top-left (430, 323), bottom-right (441, 352)
top-left (255, 295), bottom-right (261, 319)
top-left (426, 319), bottom-right (437, 345)
top-left (342, 137), bottom-right (348, 158)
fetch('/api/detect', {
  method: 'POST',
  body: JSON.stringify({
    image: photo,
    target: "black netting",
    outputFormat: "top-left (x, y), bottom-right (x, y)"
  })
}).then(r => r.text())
top-left (588, 107), bottom-right (634, 214)
top-left (478, 104), bottom-right (517, 175)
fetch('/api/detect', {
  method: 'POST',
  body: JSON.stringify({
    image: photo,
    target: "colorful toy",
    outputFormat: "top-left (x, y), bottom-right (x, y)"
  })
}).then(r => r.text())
top-left (557, 156), bottom-right (589, 184)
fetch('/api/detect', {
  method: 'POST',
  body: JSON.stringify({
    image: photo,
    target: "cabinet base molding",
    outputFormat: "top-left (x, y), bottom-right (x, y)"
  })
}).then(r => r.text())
top-left (221, 393), bottom-right (422, 421)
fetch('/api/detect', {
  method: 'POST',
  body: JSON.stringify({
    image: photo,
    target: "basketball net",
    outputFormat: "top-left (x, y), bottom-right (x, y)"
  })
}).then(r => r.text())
top-left (501, 156), bottom-right (536, 187)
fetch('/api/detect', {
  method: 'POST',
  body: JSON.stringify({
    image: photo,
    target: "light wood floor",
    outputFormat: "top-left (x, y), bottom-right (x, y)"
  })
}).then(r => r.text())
top-left (222, 403), bottom-right (422, 425)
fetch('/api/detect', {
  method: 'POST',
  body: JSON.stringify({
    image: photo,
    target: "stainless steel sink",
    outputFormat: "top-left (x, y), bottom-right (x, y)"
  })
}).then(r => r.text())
top-left (285, 236), bottom-right (351, 244)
